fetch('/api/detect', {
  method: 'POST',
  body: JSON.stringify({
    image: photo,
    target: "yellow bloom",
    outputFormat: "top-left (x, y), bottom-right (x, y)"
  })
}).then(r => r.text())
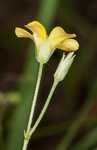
top-left (15, 21), bottom-right (79, 64)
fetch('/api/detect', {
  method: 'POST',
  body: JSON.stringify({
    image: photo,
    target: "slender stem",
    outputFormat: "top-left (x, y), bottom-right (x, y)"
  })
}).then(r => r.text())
top-left (22, 63), bottom-right (43, 150)
top-left (26, 63), bottom-right (43, 132)
top-left (29, 80), bottom-right (58, 137)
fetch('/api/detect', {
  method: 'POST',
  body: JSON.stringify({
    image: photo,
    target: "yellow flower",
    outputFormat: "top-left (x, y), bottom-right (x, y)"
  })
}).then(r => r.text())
top-left (15, 21), bottom-right (79, 64)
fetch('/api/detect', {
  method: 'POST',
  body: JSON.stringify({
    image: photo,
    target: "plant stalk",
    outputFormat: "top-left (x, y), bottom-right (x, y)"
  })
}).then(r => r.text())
top-left (22, 63), bottom-right (43, 150)
top-left (29, 80), bottom-right (58, 136)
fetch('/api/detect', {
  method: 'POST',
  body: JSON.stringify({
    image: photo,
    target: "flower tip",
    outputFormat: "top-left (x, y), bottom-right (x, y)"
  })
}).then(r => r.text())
top-left (65, 39), bottom-right (79, 51)
top-left (73, 40), bottom-right (79, 51)
top-left (72, 33), bottom-right (77, 38)
top-left (15, 27), bottom-right (20, 37)
top-left (15, 27), bottom-right (26, 38)
top-left (15, 27), bottom-right (33, 40)
top-left (70, 34), bottom-right (79, 50)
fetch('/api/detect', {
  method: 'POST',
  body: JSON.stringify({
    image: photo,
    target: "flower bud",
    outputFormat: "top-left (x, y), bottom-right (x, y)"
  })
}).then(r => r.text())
top-left (54, 52), bottom-right (75, 82)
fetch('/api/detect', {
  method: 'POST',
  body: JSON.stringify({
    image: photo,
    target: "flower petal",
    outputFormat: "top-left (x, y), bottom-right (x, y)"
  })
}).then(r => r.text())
top-left (25, 21), bottom-right (47, 40)
top-left (15, 27), bottom-right (33, 40)
top-left (48, 26), bottom-right (76, 50)
top-left (57, 39), bottom-right (79, 51)
top-left (49, 27), bottom-right (66, 40)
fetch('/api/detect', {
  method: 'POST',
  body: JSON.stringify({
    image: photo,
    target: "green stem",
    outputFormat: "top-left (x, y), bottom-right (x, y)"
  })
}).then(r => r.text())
top-left (29, 80), bottom-right (58, 137)
top-left (22, 63), bottom-right (43, 150)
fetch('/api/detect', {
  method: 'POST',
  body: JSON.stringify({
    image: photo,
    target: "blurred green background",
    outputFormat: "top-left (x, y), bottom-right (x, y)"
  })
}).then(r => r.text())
top-left (0, 0), bottom-right (97, 150)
